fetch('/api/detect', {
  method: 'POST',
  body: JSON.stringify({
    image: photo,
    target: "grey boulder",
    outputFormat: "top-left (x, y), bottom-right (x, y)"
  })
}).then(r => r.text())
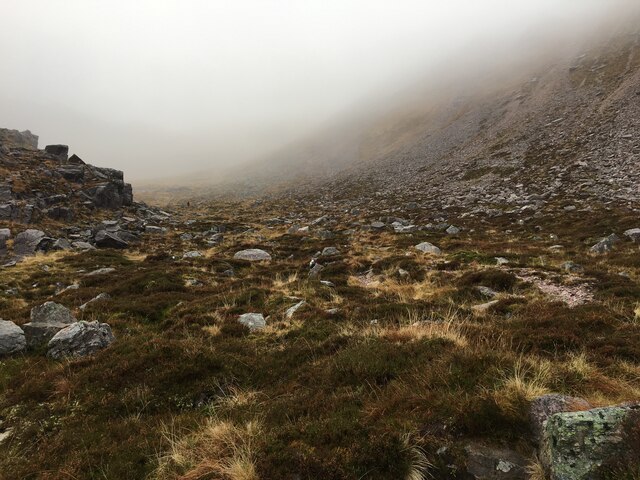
top-left (529, 394), bottom-right (592, 443)
top-left (47, 321), bottom-right (115, 359)
top-left (95, 230), bottom-right (128, 249)
top-left (23, 301), bottom-right (76, 348)
top-left (233, 249), bottom-right (271, 262)
top-left (13, 229), bottom-right (46, 256)
top-left (415, 242), bottom-right (441, 255)
top-left (0, 320), bottom-right (26, 355)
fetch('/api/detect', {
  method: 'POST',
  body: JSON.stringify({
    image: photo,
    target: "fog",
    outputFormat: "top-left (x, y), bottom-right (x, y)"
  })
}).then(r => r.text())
top-left (1, 0), bottom-right (638, 182)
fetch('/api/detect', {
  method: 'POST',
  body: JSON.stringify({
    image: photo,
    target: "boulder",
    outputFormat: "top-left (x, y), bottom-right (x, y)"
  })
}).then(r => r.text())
top-left (465, 443), bottom-right (527, 479)
top-left (94, 230), bottom-right (128, 249)
top-left (56, 165), bottom-right (84, 182)
top-left (540, 404), bottom-right (640, 479)
top-left (529, 394), bottom-right (592, 443)
top-left (68, 153), bottom-right (85, 165)
top-left (23, 301), bottom-right (76, 348)
top-left (0, 320), bottom-right (26, 355)
top-left (234, 249), bottom-right (272, 262)
top-left (47, 321), bottom-right (115, 359)
top-left (238, 313), bottom-right (266, 331)
top-left (415, 242), bottom-right (441, 255)
top-left (87, 183), bottom-right (123, 209)
top-left (446, 225), bottom-right (461, 235)
top-left (0, 228), bottom-right (10, 255)
top-left (45, 144), bottom-right (69, 161)
top-left (31, 301), bottom-right (76, 324)
top-left (13, 229), bottom-right (45, 256)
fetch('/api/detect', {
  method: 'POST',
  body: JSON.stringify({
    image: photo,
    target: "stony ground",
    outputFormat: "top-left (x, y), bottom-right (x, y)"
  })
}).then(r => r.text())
top-left (1, 191), bottom-right (640, 479)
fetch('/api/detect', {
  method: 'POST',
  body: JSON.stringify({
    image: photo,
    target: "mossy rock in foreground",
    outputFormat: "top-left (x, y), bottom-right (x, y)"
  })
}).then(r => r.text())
top-left (541, 404), bottom-right (640, 480)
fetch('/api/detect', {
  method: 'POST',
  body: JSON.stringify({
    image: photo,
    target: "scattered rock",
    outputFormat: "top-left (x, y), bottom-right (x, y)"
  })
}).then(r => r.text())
top-left (0, 320), bottom-right (26, 356)
top-left (13, 229), bottom-right (46, 256)
top-left (47, 321), bottom-right (115, 359)
top-left (79, 293), bottom-right (111, 311)
top-left (238, 313), bottom-right (266, 331)
top-left (285, 301), bottom-right (306, 319)
top-left (30, 301), bottom-right (76, 325)
top-left (234, 249), bottom-right (272, 262)
top-left (95, 230), bottom-right (129, 249)
top-left (415, 242), bottom-right (441, 255)
top-left (183, 250), bottom-right (203, 259)
top-left (623, 228), bottom-right (640, 243)
top-left (321, 246), bottom-right (340, 256)
top-left (465, 443), bottom-right (527, 480)
top-left (85, 267), bottom-right (116, 276)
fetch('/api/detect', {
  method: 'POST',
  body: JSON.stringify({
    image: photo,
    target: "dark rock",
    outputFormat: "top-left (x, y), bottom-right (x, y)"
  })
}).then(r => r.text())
top-left (68, 153), bottom-right (85, 165)
top-left (465, 443), bottom-right (527, 480)
top-left (529, 394), bottom-right (592, 443)
top-left (45, 144), bottom-right (69, 161)
top-left (13, 229), bottom-right (46, 256)
top-left (94, 230), bottom-right (128, 249)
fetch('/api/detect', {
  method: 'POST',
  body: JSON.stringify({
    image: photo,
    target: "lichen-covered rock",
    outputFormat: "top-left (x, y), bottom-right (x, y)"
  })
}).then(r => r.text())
top-left (541, 403), bottom-right (640, 480)
top-left (530, 394), bottom-right (592, 443)
top-left (47, 321), bottom-right (114, 359)
top-left (0, 320), bottom-right (26, 355)
top-left (233, 249), bottom-right (271, 262)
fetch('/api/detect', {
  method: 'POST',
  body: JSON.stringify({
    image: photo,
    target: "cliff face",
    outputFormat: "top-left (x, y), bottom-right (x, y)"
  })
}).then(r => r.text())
top-left (0, 128), bottom-right (133, 224)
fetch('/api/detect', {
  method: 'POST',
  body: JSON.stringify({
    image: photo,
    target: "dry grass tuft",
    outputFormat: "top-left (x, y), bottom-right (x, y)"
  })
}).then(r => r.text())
top-left (402, 434), bottom-right (432, 480)
top-left (154, 418), bottom-right (261, 480)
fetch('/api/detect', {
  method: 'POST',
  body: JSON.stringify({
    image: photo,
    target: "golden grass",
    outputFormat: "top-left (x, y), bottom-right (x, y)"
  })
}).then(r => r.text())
top-left (490, 357), bottom-right (552, 415)
top-left (154, 418), bottom-right (261, 480)
top-left (402, 433), bottom-right (432, 480)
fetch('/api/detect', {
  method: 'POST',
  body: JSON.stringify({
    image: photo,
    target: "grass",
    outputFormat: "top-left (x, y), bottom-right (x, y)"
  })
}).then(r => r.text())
top-left (1, 200), bottom-right (640, 479)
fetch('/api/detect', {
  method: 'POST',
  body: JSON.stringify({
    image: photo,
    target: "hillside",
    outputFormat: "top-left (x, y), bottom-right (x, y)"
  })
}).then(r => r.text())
top-left (2, 31), bottom-right (640, 480)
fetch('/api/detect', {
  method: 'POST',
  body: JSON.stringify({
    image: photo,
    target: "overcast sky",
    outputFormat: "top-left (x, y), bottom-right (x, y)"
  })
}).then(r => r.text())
top-left (0, 1), bottom-right (636, 181)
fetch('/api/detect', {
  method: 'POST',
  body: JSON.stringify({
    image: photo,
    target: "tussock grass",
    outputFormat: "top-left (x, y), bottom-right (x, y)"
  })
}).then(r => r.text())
top-left (154, 418), bottom-right (261, 480)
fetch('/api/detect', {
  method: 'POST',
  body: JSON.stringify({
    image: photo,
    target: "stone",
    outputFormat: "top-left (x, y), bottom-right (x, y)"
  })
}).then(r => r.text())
top-left (145, 225), bottom-right (165, 234)
top-left (45, 144), bottom-right (69, 161)
top-left (57, 165), bottom-right (84, 182)
top-left (0, 320), bottom-right (26, 355)
top-left (23, 321), bottom-right (71, 348)
top-left (31, 301), bottom-right (76, 325)
top-left (415, 242), bottom-right (441, 255)
top-left (623, 228), bottom-right (640, 243)
top-left (309, 263), bottom-right (325, 279)
top-left (79, 293), bottom-right (111, 311)
top-left (50, 238), bottom-right (72, 251)
top-left (285, 301), bottom-right (306, 319)
top-left (562, 261), bottom-right (584, 273)
top-left (540, 404), bottom-right (640, 480)
top-left (238, 313), bottom-right (266, 331)
top-left (476, 286), bottom-right (498, 298)
top-left (465, 443), bottom-right (527, 479)
top-left (72, 241), bottom-right (95, 250)
top-left (183, 250), bottom-right (203, 259)
top-left (370, 221), bottom-right (386, 230)
top-left (472, 300), bottom-right (500, 314)
top-left (13, 229), bottom-right (45, 256)
top-left (85, 267), bottom-right (116, 276)
top-left (529, 394), bottom-right (592, 443)
top-left (68, 153), bottom-right (85, 165)
top-left (234, 249), bottom-right (271, 262)
top-left (446, 225), bottom-right (461, 235)
top-left (590, 234), bottom-right (619, 254)
top-left (95, 230), bottom-right (128, 249)
top-left (47, 321), bottom-right (115, 359)
top-left (321, 246), bottom-right (340, 256)
top-left (0, 228), bottom-right (10, 255)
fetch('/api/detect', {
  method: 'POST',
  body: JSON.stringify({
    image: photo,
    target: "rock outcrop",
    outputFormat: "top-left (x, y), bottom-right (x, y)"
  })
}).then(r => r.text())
top-left (47, 321), bottom-right (115, 359)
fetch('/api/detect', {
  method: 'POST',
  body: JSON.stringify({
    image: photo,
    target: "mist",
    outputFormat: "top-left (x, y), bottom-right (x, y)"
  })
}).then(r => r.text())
top-left (1, 0), bottom-right (638, 182)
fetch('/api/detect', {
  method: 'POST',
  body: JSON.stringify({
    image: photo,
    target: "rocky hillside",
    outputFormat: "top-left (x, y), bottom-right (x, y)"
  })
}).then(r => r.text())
top-left (0, 128), bottom-right (171, 261)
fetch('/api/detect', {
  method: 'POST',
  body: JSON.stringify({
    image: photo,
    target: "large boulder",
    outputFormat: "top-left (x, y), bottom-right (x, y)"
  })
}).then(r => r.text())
top-left (540, 403), bottom-right (640, 479)
top-left (23, 302), bottom-right (76, 348)
top-left (13, 229), bottom-right (45, 256)
top-left (44, 144), bottom-right (69, 161)
top-left (47, 321), bottom-right (115, 359)
top-left (0, 128), bottom-right (38, 149)
top-left (0, 320), bottom-right (26, 356)
top-left (87, 183), bottom-right (124, 209)
top-left (233, 249), bottom-right (272, 262)
top-left (530, 394), bottom-right (592, 443)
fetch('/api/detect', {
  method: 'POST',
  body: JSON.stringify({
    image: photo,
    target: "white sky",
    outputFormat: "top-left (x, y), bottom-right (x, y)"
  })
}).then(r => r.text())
top-left (0, 0), bottom-right (635, 180)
